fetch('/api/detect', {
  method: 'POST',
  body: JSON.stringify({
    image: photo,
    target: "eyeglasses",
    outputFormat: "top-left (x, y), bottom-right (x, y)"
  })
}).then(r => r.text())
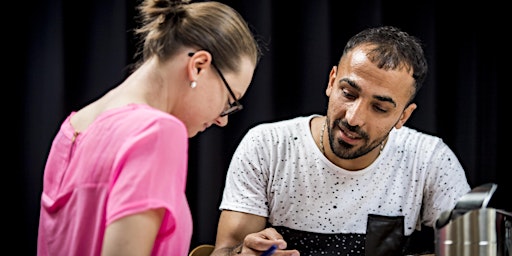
top-left (188, 52), bottom-right (243, 117)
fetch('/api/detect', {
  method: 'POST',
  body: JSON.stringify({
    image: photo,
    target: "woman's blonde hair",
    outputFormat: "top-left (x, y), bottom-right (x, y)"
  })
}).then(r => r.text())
top-left (133, 0), bottom-right (261, 75)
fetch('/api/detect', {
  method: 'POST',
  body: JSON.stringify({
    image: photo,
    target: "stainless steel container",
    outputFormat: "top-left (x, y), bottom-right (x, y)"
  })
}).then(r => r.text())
top-left (435, 183), bottom-right (512, 256)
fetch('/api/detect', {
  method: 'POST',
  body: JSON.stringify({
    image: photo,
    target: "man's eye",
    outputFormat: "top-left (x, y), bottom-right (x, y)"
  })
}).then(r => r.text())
top-left (373, 105), bottom-right (387, 113)
top-left (342, 89), bottom-right (356, 100)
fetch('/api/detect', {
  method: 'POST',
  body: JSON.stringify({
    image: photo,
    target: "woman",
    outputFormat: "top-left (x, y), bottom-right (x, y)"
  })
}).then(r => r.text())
top-left (37, 0), bottom-right (261, 255)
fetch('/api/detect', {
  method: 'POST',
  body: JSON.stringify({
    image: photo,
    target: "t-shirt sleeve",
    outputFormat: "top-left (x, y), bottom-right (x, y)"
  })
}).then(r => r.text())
top-left (106, 118), bottom-right (188, 232)
top-left (421, 140), bottom-right (471, 227)
top-left (219, 125), bottom-right (271, 217)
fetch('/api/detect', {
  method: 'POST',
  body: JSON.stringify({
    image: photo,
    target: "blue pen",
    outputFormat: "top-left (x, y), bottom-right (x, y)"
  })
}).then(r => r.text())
top-left (261, 244), bottom-right (277, 256)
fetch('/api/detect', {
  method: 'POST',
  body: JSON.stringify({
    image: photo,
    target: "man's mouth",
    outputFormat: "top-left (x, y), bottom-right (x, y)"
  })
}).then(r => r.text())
top-left (337, 125), bottom-right (363, 145)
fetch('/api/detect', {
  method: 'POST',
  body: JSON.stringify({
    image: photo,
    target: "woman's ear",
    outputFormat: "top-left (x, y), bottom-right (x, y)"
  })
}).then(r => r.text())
top-left (187, 50), bottom-right (213, 81)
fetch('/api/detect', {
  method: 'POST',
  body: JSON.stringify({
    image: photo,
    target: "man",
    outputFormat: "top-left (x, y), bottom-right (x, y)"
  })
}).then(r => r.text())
top-left (212, 26), bottom-right (471, 256)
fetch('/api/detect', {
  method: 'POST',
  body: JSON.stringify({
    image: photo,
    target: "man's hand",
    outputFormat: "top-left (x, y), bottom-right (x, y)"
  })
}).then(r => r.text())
top-left (237, 228), bottom-right (300, 256)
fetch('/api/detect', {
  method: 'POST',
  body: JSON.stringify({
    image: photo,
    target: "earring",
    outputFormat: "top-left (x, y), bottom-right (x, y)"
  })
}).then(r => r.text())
top-left (190, 81), bottom-right (197, 88)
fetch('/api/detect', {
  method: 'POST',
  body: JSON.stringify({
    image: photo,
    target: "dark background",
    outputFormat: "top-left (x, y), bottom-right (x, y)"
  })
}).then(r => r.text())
top-left (11, 0), bottom-right (507, 254)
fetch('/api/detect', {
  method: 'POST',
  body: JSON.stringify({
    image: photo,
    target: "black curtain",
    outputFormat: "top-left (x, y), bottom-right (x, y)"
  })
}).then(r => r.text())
top-left (12, 0), bottom-right (506, 254)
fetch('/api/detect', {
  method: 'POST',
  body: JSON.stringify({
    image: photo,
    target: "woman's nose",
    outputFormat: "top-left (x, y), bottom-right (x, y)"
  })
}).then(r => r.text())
top-left (214, 115), bottom-right (228, 127)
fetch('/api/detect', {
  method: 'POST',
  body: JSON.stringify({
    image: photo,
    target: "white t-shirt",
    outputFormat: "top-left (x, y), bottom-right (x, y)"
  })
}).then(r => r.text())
top-left (220, 115), bottom-right (470, 236)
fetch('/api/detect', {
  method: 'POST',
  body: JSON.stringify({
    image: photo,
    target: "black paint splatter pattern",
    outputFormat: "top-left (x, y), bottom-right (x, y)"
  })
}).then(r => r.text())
top-left (274, 225), bottom-right (365, 255)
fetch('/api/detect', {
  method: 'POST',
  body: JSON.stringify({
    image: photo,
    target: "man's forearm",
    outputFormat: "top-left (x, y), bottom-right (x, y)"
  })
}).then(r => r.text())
top-left (210, 243), bottom-right (243, 256)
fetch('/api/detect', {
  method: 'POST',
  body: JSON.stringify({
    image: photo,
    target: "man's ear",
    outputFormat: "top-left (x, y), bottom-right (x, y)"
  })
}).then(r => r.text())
top-left (326, 66), bottom-right (337, 97)
top-left (395, 103), bottom-right (417, 129)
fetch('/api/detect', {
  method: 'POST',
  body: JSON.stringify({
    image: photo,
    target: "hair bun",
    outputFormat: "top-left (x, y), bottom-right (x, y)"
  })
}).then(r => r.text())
top-left (153, 0), bottom-right (191, 9)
